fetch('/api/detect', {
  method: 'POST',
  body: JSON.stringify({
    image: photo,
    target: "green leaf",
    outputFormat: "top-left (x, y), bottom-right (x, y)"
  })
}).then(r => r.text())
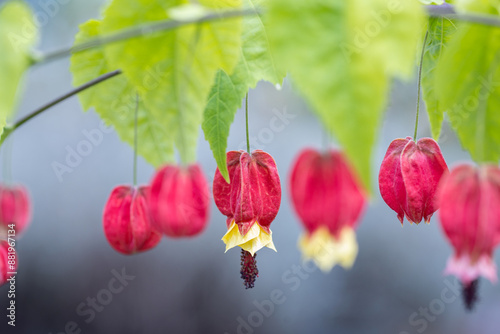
top-left (70, 20), bottom-right (173, 167)
top-left (421, 17), bottom-right (457, 139)
top-left (239, 0), bottom-right (286, 88)
top-left (267, 0), bottom-right (425, 191)
top-left (203, 65), bottom-right (247, 182)
top-left (454, 0), bottom-right (500, 14)
top-left (347, 0), bottom-right (426, 80)
top-left (100, 0), bottom-right (242, 165)
top-left (435, 23), bottom-right (500, 163)
top-left (0, 0), bottom-right (37, 135)
top-left (202, 0), bottom-right (285, 181)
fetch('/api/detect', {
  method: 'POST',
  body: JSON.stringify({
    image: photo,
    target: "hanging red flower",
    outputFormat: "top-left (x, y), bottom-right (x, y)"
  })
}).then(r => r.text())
top-left (0, 184), bottom-right (31, 236)
top-left (149, 164), bottom-right (210, 237)
top-left (439, 164), bottom-right (500, 309)
top-left (0, 240), bottom-right (16, 287)
top-left (379, 137), bottom-right (448, 225)
top-left (103, 185), bottom-right (161, 254)
top-left (213, 150), bottom-right (281, 288)
top-left (289, 148), bottom-right (366, 272)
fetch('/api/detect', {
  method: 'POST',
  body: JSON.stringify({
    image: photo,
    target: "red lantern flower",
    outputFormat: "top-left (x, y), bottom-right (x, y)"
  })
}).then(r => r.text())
top-left (379, 136), bottom-right (448, 225)
top-left (150, 164), bottom-right (210, 237)
top-left (0, 184), bottom-right (31, 236)
top-left (213, 150), bottom-right (281, 288)
top-left (439, 164), bottom-right (500, 309)
top-left (289, 148), bottom-right (366, 272)
top-left (0, 240), bottom-right (17, 287)
top-left (103, 185), bottom-right (161, 255)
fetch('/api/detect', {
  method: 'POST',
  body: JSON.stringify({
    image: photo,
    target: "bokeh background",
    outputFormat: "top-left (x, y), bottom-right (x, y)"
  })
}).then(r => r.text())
top-left (1, 0), bottom-right (499, 333)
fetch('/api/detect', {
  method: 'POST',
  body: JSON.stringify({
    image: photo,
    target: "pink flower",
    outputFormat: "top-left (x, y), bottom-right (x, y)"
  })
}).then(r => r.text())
top-left (289, 148), bottom-right (366, 271)
top-left (379, 136), bottom-right (448, 224)
top-left (103, 185), bottom-right (161, 254)
top-left (0, 240), bottom-right (16, 286)
top-left (0, 184), bottom-right (31, 236)
top-left (149, 164), bottom-right (210, 237)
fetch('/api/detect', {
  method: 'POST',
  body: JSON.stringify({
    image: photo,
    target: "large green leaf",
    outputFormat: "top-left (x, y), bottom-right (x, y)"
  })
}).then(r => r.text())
top-left (202, 0), bottom-right (285, 182)
top-left (238, 0), bottom-right (285, 88)
top-left (0, 0), bottom-right (36, 135)
top-left (435, 22), bottom-right (500, 163)
top-left (267, 0), bottom-right (425, 191)
top-left (454, 0), bottom-right (499, 13)
top-left (348, 0), bottom-right (426, 79)
top-left (100, 0), bottom-right (242, 165)
top-left (421, 17), bottom-right (457, 139)
top-left (71, 20), bottom-right (173, 167)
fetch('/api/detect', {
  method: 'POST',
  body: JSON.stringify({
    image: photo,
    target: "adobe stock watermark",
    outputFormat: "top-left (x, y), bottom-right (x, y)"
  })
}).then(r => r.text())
top-left (51, 121), bottom-right (113, 182)
top-left (438, 73), bottom-right (500, 144)
top-left (224, 243), bottom-right (338, 334)
top-left (51, 63), bottom-right (165, 183)
top-left (236, 107), bottom-right (297, 151)
top-left (8, 0), bottom-right (73, 52)
top-left (48, 267), bottom-right (135, 334)
top-left (339, 0), bottom-right (404, 62)
top-left (399, 277), bottom-right (461, 334)
top-left (224, 261), bottom-right (319, 334)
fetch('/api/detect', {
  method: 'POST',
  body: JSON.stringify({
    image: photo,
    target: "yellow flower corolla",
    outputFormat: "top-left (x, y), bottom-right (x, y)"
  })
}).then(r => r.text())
top-left (222, 221), bottom-right (276, 256)
top-left (299, 226), bottom-right (358, 272)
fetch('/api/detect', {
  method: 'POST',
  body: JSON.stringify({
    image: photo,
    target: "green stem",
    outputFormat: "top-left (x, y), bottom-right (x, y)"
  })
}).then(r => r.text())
top-left (30, 7), bottom-right (500, 65)
top-left (0, 70), bottom-right (122, 146)
top-left (245, 93), bottom-right (250, 153)
top-left (133, 93), bottom-right (139, 186)
top-left (414, 30), bottom-right (429, 141)
top-left (427, 5), bottom-right (500, 28)
top-left (34, 8), bottom-right (259, 65)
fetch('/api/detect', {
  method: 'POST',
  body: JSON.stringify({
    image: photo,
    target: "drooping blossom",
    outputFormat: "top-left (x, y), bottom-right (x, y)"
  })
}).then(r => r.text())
top-left (289, 148), bottom-right (366, 272)
top-left (0, 184), bottom-right (31, 237)
top-left (103, 185), bottom-right (161, 254)
top-left (379, 136), bottom-right (448, 225)
top-left (439, 164), bottom-right (500, 309)
top-left (149, 164), bottom-right (210, 238)
top-left (213, 150), bottom-right (281, 288)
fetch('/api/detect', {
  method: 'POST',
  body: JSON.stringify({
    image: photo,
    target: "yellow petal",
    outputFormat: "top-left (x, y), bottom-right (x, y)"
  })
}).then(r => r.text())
top-left (222, 221), bottom-right (276, 256)
top-left (298, 226), bottom-right (358, 272)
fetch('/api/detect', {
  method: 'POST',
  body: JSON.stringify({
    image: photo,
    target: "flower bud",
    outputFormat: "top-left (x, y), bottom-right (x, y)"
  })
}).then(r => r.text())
top-left (289, 148), bottom-right (366, 271)
top-left (150, 164), bottom-right (210, 237)
top-left (379, 137), bottom-right (448, 224)
top-left (103, 185), bottom-right (161, 254)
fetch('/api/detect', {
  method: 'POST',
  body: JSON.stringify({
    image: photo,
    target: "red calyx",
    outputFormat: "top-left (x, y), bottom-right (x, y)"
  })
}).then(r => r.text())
top-left (103, 185), bottom-right (161, 254)
top-left (289, 148), bottom-right (366, 236)
top-left (213, 150), bottom-right (281, 236)
top-left (439, 164), bottom-right (500, 285)
top-left (0, 240), bottom-right (17, 286)
top-left (0, 184), bottom-right (31, 236)
top-left (379, 137), bottom-right (448, 225)
top-left (149, 163), bottom-right (210, 238)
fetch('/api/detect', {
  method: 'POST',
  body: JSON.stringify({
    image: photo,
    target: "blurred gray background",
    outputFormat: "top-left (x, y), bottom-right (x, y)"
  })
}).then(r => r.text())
top-left (1, 0), bottom-right (499, 333)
